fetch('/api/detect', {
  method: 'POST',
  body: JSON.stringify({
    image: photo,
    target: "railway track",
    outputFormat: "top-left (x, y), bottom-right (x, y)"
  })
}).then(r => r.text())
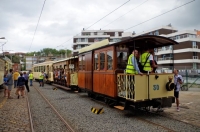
top-left (87, 94), bottom-right (199, 132)
top-left (27, 85), bottom-right (75, 132)
top-left (25, 91), bottom-right (34, 132)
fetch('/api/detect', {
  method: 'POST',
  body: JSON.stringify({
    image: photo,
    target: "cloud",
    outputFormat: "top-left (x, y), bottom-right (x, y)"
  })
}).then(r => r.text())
top-left (0, 0), bottom-right (199, 53)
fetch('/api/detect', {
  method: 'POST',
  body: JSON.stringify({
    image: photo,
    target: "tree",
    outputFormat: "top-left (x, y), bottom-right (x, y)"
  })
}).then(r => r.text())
top-left (26, 48), bottom-right (72, 57)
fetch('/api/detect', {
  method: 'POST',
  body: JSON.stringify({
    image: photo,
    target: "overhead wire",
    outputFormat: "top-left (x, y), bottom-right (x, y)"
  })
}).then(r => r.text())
top-left (55, 0), bottom-right (130, 48)
top-left (124, 0), bottom-right (195, 31)
top-left (29, 0), bottom-right (47, 51)
top-left (102, 0), bottom-right (149, 29)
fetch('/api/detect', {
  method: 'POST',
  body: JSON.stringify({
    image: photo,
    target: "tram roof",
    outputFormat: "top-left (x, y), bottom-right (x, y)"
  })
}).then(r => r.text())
top-left (78, 39), bottom-right (109, 54)
top-left (52, 56), bottom-right (78, 64)
top-left (117, 35), bottom-right (179, 49)
top-left (33, 61), bottom-right (55, 67)
top-left (78, 35), bottom-right (178, 54)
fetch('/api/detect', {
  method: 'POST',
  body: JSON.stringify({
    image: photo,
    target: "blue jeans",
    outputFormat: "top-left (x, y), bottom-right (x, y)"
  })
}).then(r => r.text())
top-left (30, 79), bottom-right (33, 86)
top-left (14, 80), bottom-right (18, 88)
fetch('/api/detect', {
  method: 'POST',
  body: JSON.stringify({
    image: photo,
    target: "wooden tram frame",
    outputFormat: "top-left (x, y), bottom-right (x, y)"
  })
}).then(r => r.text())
top-left (78, 35), bottom-right (178, 109)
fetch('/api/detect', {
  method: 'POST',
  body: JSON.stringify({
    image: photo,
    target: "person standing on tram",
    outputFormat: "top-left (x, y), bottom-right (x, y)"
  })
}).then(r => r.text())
top-left (126, 50), bottom-right (143, 75)
top-left (139, 48), bottom-right (157, 73)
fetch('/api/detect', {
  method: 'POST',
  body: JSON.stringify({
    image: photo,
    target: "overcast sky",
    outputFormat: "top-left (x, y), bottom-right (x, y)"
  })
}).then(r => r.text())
top-left (0, 0), bottom-right (199, 53)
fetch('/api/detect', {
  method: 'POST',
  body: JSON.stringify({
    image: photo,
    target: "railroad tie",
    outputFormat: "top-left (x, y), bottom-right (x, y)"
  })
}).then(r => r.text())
top-left (91, 107), bottom-right (104, 114)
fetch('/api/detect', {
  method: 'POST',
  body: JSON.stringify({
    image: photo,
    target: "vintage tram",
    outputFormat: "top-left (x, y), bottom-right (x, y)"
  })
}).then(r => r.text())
top-left (78, 35), bottom-right (178, 110)
top-left (0, 56), bottom-right (12, 88)
top-left (32, 61), bottom-right (54, 83)
top-left (31, 35), bottom-right (178, 110)
top-left (52, 56), bottom-right (78, 89)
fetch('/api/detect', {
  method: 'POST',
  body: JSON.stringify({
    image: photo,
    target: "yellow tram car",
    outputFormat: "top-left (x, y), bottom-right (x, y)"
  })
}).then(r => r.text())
top-left (52, 56), bottom-right (79, 89)
top-left (0, 56), bottom-right (12, 88)
top-left (32, 61), bottom-right (54, 83)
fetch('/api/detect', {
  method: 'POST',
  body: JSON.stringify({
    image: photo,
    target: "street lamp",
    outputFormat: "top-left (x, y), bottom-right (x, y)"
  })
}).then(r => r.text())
top-left (0, 37), bottom-right (7, 56)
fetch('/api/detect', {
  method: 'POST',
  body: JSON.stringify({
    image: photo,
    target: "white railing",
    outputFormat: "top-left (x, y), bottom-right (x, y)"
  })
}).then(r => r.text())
top-left (193, 45), bottom-right (198, 49)
top-left (157, 47), bottom-right (172, 52)
top-left (158, 57), bottom-right (173, 61)
top-left (193, 56), bottom-right (198, 59)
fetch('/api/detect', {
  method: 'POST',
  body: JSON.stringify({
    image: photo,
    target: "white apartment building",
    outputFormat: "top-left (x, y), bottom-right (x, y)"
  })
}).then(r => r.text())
top-left (133, 25), bottom-right (200, 70)
top-left (73, 29), bottom-right (123, 55)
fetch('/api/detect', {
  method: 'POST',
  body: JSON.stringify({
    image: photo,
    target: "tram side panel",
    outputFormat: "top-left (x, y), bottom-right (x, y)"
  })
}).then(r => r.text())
top-left (85, 52), bottom-right (93, 91)
top-left (0, 59), bottom-right (5, 87)
top-left (92, 46), bottom-right (117, 98)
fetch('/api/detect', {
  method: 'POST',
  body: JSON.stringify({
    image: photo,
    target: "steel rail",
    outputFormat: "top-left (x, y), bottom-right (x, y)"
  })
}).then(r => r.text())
top-left (25, 91), bottom-right (34, 132)
top-left (134, 116), bottom-right (176, 132)
top-left (33, 85), bottom-right (75, 132)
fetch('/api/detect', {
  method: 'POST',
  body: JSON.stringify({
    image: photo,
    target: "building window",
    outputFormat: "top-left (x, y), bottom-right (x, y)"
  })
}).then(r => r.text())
top-left (192, 41), bottom-right (197, 48)
top-left (193, 63), bottom-right (197, 69)
top-left (94, 32), bottom-right (97, 35)
top-left (154, 30), bottom-right (159, 36)
top-left (100, 52), bottom-right (105, 70)
top-left (94, 53), bottom-right (99, 70)
top-left (107, 51), bottom-right (113, 70)
top-left (115, 32), bottom-right (119, 37)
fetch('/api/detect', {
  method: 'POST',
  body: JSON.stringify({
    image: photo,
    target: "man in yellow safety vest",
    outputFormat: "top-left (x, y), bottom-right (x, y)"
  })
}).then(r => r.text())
top-left (140, 48), bottom-right (157, 73)
top-left (126, 50), bottom-right (143, 75)
top-left (29, 72), bottom-right (34, 86)
top-left (39, 71), bottom-right (44, 87)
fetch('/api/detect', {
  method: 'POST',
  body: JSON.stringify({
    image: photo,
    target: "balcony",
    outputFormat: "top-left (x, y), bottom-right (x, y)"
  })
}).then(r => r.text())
top-left (158, 57), bottom-right (173, 61)
top-left (193, 45), bottom-right (198, 49)
top-left (157, 57), bottom-right (173, 64)
top-left (193, 56), bottom-right (198, 59)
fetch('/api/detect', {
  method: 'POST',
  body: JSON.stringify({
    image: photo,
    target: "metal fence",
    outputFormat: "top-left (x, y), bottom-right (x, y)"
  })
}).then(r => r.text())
top-left (156, 66), bottom-right (200, 89)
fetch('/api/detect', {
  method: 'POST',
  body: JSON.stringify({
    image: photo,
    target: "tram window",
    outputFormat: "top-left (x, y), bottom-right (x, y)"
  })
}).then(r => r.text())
top-left (79, 56), bottom-right (82, 70)
top-left (107, 51), bottom-right (113, 70)
top-left (82, 56), bottom-right (85, 70)
top-left (100, 52), bottom-right (105, 70)
top-left (117, 52), bottom-right (128, 69)
top-left (94, 53), bottom-right (99, 70)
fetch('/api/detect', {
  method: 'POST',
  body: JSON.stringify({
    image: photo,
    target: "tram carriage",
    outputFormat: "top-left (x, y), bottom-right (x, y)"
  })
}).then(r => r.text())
top-left (52, 56), bottom-right (79, 89)
top-left (0, 56), bottom-right (12, 88)
top-left (32, 61), bottom-right (54, 83)
top-left (78, 35), bottom-right (178, 110)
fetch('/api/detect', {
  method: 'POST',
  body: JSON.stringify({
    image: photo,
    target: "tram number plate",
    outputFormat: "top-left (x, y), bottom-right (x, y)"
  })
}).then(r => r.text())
top-left (153, 85), bottom-right (159, 91)
top-left (69, 64), bottom-right (74, 69)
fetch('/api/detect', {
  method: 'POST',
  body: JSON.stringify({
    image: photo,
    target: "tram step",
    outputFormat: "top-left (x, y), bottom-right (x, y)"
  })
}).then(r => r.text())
top-left (114, 106), bottom-right (124, 110)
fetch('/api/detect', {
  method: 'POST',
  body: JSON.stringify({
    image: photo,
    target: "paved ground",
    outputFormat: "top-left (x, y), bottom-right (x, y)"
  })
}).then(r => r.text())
top-left (0, 86), bottom-right (200, 131)
top-left (162, 88), bottom-right (200, 127)
top-left (0, 88), bottom-right (31, 132)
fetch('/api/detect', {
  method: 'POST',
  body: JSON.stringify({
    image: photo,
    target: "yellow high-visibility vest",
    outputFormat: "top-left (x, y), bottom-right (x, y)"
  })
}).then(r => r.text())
top-left (140, 52), bottom-right (151, 71)
top-left (126, 54), bottom-right (137, 74)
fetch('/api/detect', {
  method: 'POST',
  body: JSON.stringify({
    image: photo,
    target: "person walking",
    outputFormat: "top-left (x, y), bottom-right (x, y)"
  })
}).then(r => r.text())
top-left (13, 70), bottom-right (20, 88)
top-left (16, 72), bottom-right (26, 99)
top-left (7, 69), bottom-right (14, 99)
top-left (23, 72), bottom-right (30, 92)
top-left (29, 72), bottom-right (33, 86)
top-left (3, 74), bottom-right (8, 97)
top-left (174, 69), bottom-right (183, 112)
